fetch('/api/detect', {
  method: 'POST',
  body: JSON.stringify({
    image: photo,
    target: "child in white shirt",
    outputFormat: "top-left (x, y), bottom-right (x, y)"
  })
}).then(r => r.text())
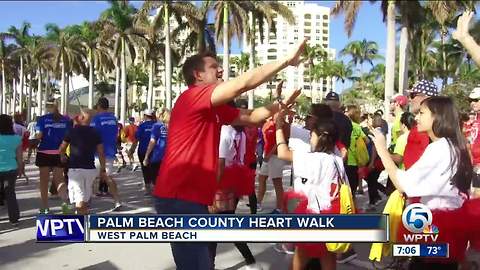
top-left (276, 110), bottom-right (347, 270)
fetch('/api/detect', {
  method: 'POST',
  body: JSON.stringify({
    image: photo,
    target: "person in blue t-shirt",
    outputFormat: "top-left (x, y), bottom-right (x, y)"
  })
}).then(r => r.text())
top-left (131, 109), bottom-right (156, 194)
top-left (35, 98), bottom-right (72, 214)
top-left (142, 115), bottom-right (168, 195)
top-left (91, 97), bottom-right (122, 210)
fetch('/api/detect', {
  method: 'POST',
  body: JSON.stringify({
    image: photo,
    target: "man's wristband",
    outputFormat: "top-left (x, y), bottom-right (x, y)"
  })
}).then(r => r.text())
top-left (276, 142), bottom-right (287, 147)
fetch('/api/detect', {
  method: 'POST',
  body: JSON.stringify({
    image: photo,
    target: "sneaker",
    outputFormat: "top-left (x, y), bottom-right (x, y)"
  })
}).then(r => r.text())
top-left (257, 204), bottom-right (263, 212)
top-left (131, 165), bottom-right (139, 172)
top-left (39, 208), bottom-right (50, 214)
top-left (270, 209), bottom-right (282, 215)
top-left (337, 248), bottom-right (358, 264)
top-left (112, 202), bottom-right (123, 211)
top-left (61, 203), bottom-right (74, 214)
top-left (11, 221), bottom-right (19, 227)
top-left (274, 243), bottom-right (294, 255)
top-left (244, 262), bottom-right (263, 270)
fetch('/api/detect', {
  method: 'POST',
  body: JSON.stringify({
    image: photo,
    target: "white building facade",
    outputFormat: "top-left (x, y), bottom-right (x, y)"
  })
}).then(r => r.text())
top-left (245, 1), bottom-right (335, 103)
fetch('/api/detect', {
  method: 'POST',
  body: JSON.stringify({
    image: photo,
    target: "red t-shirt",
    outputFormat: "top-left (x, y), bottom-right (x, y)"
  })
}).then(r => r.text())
top-left (244, 126), bottom-right (258, 166)
top-left (153, 84), bottom-right (240, 205)
top-left (403, 125), bottom-right (430, 169)
top-left (262, 120), bottom-right (276, 155)
top-left (468, 116), bottom-right (480, 165)
top-left (124, 124), bottom-right (138, 143)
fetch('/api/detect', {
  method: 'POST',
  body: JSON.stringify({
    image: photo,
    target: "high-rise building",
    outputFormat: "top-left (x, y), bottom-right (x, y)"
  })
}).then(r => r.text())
top-left (245, 1), bottom-right (335, 103)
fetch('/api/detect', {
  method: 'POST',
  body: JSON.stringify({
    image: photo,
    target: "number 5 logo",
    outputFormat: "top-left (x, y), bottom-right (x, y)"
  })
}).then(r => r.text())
top-left (402, 203), bottom-right (432, 233)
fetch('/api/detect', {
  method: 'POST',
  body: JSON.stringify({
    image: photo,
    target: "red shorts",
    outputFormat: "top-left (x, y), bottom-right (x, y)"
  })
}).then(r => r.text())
top-left (218, 165), bottom-right (255, 197)
top-left (283, 186), bottom-right (340, 258)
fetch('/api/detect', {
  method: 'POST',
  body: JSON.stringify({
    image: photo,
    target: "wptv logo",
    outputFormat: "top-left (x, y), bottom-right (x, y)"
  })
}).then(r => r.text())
top-left (402, 203), bottom-right (439, 242)
top-left (36, 215), bottom-right (85, 242)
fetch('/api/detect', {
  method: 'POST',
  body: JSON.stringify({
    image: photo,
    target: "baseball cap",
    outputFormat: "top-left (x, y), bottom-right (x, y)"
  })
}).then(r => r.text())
top-left (469, 86), bottom-right (480, 100)
top-left (128, 117), bottom-right (135, 122)
top-left (45, 97), bottom-right (57, 105)
top-left (96, 97), bottom-right (109, 109)
top-left (325, 92), bottom-right (340, 101)
top-left (143, 109), bottom-right (154, 116)
top-left (392, 94), bottom-right (408, 106)
top-left (408, 80), bottom-right (438, 97)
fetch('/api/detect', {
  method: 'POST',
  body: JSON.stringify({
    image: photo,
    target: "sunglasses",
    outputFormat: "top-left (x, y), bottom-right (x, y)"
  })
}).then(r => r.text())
top-left (470, 98), bottom-right (480, 103)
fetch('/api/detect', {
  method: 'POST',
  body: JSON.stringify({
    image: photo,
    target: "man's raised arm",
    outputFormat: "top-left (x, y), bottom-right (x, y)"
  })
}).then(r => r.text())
top-left (453, 11), bottom-right (480, 67)
top-left (211, 39), bottom-right (307, 107)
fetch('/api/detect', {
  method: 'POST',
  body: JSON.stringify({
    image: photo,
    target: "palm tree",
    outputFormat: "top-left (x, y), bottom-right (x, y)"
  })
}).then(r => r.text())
top-left (213, 1), bottom-right (252, 81)
top-left (303, 44), bottom-right (327, 101)
top-left (247, 1), bottom-right (294, 108)
top-left (21, 36), bottom-right (55, 118)
top-left (332, 1), bottom-right (395, 111)
top-left (45, 23), bottom-right (85, 115)
top-left (66, 21), bottom-right (114, 109)
top-left (0, 35), bottom-right (17, 114)
top-left (101, 0), bottom-right (139, 123)
top-left (340, 39), bottom-right (382, 71)
top-left (7, 21), bottom-right (31, 114)
top-left (139, 1), bottom-right (198, 110)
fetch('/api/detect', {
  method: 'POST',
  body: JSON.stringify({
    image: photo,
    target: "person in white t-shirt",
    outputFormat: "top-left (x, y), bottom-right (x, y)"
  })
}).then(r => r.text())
top-left (371, 96), bottom-right (480, 267)
top-left (276, 108), bottom-right (346, 270)
top-left (210, 124), bottom-right (262, 270)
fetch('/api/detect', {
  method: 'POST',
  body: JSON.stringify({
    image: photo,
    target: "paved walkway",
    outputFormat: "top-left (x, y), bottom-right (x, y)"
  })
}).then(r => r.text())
top-left (1, 163), bottom-right (478, 269)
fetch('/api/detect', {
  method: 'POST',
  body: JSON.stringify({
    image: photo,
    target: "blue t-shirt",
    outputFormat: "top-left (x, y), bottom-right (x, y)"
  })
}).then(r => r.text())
top-left (36, 113), bottom-right (72, 151)
top-left (135, 120), bottom-right (155, 155)
top-left (91, 112), bottom-right (118, 159)
top-left (150, 122), bottom-right (168, 163)
top-left (0, 135), bottom-right (21, 172)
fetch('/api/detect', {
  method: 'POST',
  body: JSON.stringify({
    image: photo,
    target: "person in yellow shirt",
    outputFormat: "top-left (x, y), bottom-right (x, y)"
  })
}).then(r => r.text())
top-left (390, 94), bottom-right (408, 147)
top-left (392, 112), bottom-right (416, 170)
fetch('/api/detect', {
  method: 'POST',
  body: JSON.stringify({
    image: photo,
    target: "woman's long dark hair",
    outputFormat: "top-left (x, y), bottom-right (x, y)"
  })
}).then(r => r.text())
top-left (0, 114), bottom-right (15, 135)
top-left (312, 119), bottom-right (338, 154)
top-left (421, 97), bottom-right (472, 194)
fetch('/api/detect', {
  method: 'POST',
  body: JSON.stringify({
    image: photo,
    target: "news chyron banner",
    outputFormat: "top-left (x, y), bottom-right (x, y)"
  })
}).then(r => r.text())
top-left (37, 214), bottom-right (389, 243)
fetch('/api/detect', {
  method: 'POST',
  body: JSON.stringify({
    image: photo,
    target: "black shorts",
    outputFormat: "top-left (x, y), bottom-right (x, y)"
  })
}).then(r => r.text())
top-left (473, 173), bottom-right (480, 188)
top-left (35, 152), bottom-right (63, 168)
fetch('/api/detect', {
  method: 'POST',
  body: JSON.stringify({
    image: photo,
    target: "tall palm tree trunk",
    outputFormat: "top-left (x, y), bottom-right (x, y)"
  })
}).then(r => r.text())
top-left (27, 74), bottom-right (32, 123)
top-left (114, 57), bottom-right (120, 118)
top-left (11, 78), bottom-right (16, 114)
top-left (60, 55), bottom-right (66, 114)
top-left (120, 38), bottom-right (127, 124)
top-left (1, 61), bottom-right (6, 114)
top-left (37, 67), bottom-right (42, 117)
top-left (441, 29), bottom-right (448, 90)
top-left (398, 26), bottom-right (409, 95)
top-left (147, 59), bottom-right (154, 109)
top-left (248, 13), bottom-right (255, 109)
top-left (65, 74), bottom-right (70, 114)
top-left (88, 49), bottom-right (95, 109)
top-left (19, 57), bottom-right (24, 113)
top-left (165, 5), bottom-right (172, 110)
top-left (384, 1), bottom-right (396, 114)
top-left (222, 4), bottom-right (229, 81)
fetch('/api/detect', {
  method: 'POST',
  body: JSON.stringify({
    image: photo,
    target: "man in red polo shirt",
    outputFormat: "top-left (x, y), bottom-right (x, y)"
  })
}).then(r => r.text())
top-left (403, 80), bottom-right (439, 170)
top-left (468, 86), bottom-right (480, 198)
top-left (153, 41), bottom-right (305, 269)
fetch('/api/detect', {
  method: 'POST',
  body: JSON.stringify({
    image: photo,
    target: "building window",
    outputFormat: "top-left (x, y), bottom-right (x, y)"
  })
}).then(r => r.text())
top-left (323, 15), bottom-right (329, 20)
top-left (323, 23), bottom-right (328, 27)
top-left (316, 37), bottom-right (320, 41)
top-left (323, 37), bottom-right (328, 41)
top-left (323, 30), bottom-right (328, 34)
top-left (305, 14), bottom-right (312, 20)
top-left (267, 48), bottom-right (277, 53)
top-left (304, 85), bottom-right (311, 90)
top-left (316, 29), bottom-right (320, 34)
top-left (267, 55), bottom-right (277, 60)
top-left (305, 29), bottom-right (311, 34)
top-left (316, 15), bottom-right (321, 20)
top-left (304, 21), bottom-right (311, 27)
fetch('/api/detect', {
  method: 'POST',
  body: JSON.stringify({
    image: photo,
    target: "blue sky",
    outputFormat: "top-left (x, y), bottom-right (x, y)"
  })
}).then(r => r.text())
top-left (0, 1), bottom-right (400, 91)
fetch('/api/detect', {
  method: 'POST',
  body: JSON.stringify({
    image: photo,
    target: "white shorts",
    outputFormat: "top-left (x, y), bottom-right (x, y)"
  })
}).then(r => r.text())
top-left (68, 168), bottom-right (98, 204)
top-left (259, 155), bottom-right (288, 179)
top-left (95, 158), bottom-right (115, 175)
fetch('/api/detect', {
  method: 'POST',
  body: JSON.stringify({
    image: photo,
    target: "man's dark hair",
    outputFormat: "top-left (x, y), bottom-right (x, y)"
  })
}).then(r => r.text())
top-left (0, 114), bottom-right (14, 135)
top-left (400, 112), bottom-right (416, 130)
top-left (97, 97), bottom-right (109, 110)
top-left (182, 51), bottom-right (217, 86)
top-left (310, 103), bottom-right (333, 121)
top-left (374, 109), bottom-right (384, 116)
